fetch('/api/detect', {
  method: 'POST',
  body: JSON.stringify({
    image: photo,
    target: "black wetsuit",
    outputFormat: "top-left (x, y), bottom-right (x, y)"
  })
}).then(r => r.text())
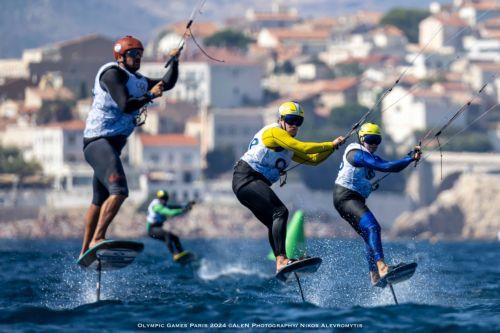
top-left (84, 61), bottom-right (178, 206)
top-left (232, 160), bottom-right (288, 257)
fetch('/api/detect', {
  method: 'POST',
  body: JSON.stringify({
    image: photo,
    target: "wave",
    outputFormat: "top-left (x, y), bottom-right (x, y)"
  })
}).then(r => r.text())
top-left (197, 259), bottom-right (272, 281)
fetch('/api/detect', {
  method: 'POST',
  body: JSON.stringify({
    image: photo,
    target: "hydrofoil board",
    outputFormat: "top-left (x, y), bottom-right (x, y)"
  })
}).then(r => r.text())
top-left (376, 262), bottom-right (417, 288)
top-left (173, 250), bottom-right (197, 265)
top-left (275, 257), bottom-right (322, 282)
top-left (77, 240), bottom-right (144, 271)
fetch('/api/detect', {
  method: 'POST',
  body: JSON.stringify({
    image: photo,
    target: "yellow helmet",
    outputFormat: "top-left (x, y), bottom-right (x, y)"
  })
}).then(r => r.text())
top-left (278, 101), bottom-right (304, 118)
top-left (358, 123), bottom-right (381, 137)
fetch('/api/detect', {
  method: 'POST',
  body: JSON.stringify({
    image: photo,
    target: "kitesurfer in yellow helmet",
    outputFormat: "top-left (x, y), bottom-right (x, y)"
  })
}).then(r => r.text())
top-left (334, 122), bottom-right (421, 287)
top-left (232, 101), bottom-right (345, 272)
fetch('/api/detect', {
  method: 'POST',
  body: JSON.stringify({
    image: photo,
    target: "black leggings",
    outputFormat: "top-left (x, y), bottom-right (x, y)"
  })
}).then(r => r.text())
top-left (232, 161), bottom-right (288, 257)
top-left (148, 225), bottom-right (183, 254)
top-left (83, 136), bottom-right (129, 206)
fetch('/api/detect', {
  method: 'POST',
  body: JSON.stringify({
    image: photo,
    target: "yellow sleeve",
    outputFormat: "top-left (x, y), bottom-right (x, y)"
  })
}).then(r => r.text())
top-left (292, 150), bottom-right (333, 166)
top-left (262, 126), bottom-right (334, 154)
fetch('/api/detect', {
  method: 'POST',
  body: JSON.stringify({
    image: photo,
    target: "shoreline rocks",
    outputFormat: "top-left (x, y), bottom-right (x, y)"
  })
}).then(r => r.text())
top-left (391, 173), bottom-right (500, 241)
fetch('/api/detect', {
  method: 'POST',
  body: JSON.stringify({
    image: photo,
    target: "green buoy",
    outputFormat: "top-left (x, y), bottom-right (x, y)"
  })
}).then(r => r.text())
top-left (267, 210), bottom-right (306, 260)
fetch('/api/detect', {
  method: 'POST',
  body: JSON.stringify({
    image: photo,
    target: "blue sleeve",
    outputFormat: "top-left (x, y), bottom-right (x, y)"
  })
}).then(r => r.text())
top-left (348, 149), bottom-right (413, 172)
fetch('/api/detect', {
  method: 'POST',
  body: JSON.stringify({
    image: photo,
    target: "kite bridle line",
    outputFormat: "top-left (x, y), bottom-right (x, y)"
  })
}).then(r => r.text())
top-left (346, 8), bottom-right (493, 140)
top-left (420, 76), bottom-right (496, 180)
top-left (345, 8), bottom-right (495, 188)
top-left (164, 0), bottom-right (223, 69)
top-left (281, 10), bottom-right (485, 181)
top-left (371, 100), bottom-right (499, 189)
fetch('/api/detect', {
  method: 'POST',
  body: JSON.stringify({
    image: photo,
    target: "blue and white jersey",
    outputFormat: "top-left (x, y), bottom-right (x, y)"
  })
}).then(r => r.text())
top-left (84, 62), bottom-right (148, 138)
top-left (335, 143), bottom-right (376, 198)
top-left (241, 123), bottom-right (293, 184)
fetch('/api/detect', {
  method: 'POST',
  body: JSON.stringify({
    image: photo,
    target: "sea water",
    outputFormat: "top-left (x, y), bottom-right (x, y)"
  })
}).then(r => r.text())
top-left (0, 238), bottom-right (498, 332)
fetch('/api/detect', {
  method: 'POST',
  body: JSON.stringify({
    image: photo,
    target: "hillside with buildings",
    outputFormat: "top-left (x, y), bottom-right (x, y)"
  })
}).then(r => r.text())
top-left (0, 0), bottom-right (446, 58)
top-left (0, 0), bottom-right (499, 240)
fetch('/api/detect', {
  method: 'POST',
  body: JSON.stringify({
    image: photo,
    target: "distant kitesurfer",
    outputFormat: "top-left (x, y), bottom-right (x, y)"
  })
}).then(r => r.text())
top-left (79, 36), bottom-right (181, 257)
top-left (333, 122), bottom-right (421, 287)
top-left (146, 190), bottom-right (194, 261)
top-left (232, 101), bottom-right (345, 272)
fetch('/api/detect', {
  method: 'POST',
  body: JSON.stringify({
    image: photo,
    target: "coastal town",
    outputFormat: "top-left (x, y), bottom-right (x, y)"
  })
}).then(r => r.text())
top-left (0, 0), bottom-right (499, 240)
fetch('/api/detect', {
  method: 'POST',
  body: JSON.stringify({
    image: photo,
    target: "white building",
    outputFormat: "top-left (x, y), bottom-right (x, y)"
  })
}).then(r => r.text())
top-left (319, 34), bottom-right (373, 67)
top-left (200, 107), bottom-right (265, 162)
top-left (32, 120), bottom-right (91, 190)
top-left (371, 25), bottom-right (408, 53)
top-left (459, 1), bottom-right (500, 26)
top-left (257, 28), bottom-right (330, 55)
top-left (128, 133), bottom-right (202, 202)
top-left (0, 122), bottom-right (37, 159)
top-left (463, 35), bottom-right (500, 62)
top-left (403, 49), bottom-right (457, 79)
top-left (141, 57), bottom-right (263, 108)
top-left (295, 62), bottom-right (332, 81)
top-left (419, 14), bottom-right (468, 51)
top-left (245, 4), bottom-right (299, 33)
top-left (0, 100), bottom-right (23, 119)
top-left (488, 121), bottom-right (500, 152)
top-left (0, 59), bottom-right (29, 81)
top-left (465, 62), bottom-right (500, 91)
top-left (495, 77), bottom-right (500, 103)
top-left (382, 86), bottom-right (464, 147)
top-left (358, 79), bottom-right (385, 109)
top-left (184, 116), bottom-right (201, 141)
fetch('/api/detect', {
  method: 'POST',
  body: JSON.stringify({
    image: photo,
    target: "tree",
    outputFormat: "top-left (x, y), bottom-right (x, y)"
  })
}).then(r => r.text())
top-left (0, 146), bottom-right (41, 176)
top-left (334, 63), bottom-right (362, 77)
top-left (380, 8), bottom-right (430, 43)
top-left (262, 89), bottom-right (280, 104)
top-left (439, 132), bottom-right (493, 152)
top-left (329, 103), bottom-right (376, 130)
top-left (273, 60), bottom-right (295, 74)
top-left (78, 81), bottom-right (89, 99)
top-left (36, 100), bottom-right (75, 125)
top-left (415, 127), bottom-right (494, 152)
top-left (204, 29), bottom-right (253, 51)
top-left (204, 146), bottom-right (236, 179)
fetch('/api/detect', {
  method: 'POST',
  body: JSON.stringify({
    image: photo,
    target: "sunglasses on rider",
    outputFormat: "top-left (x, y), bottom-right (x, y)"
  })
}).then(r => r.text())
top-left (362, 134), bottom-right (382, 145)
top-left (282, 115), bottom-right (304, 127)
top-left (125, 49), bottom-right (143, 58)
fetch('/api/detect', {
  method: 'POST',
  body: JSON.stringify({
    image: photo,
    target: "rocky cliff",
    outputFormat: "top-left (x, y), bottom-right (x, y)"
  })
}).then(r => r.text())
top-left (0, 202), bottom-right (351, 239)
top-left (392, 173), bottom-right (500, 240)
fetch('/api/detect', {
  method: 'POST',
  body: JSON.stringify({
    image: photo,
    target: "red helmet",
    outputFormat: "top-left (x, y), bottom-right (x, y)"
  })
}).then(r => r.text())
top-left (113, 35), bottom-right (144, 60)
